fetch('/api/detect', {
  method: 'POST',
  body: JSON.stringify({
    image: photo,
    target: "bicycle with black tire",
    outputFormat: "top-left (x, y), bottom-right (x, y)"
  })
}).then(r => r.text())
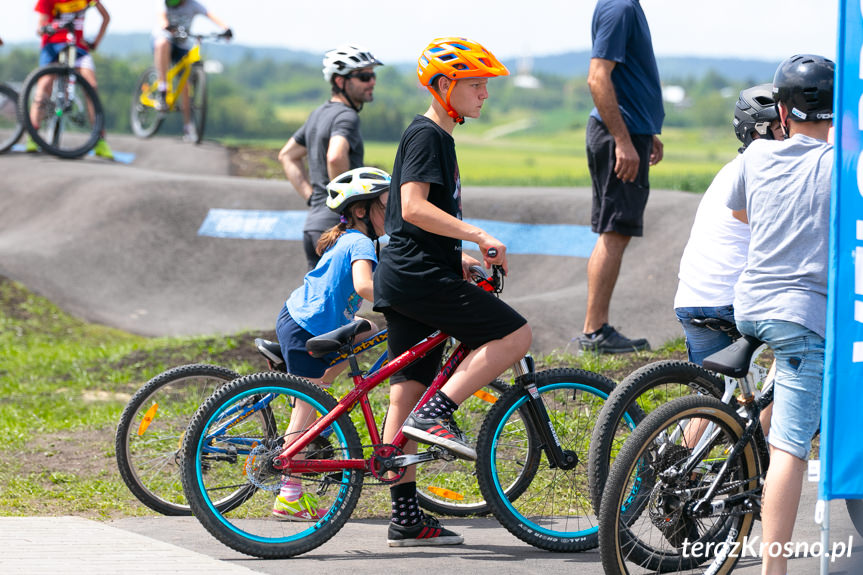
top-left (598, 333), bottom-right (774, 574)
top-left (587, 317), bottom-right (771, 517)
top-left (0, 82), bottom-right (23, 154)
top-left (178, 262), bottom-right (619, 557)
top-left (115, 329), bottom-right (515, 518)
top-left (18, 11), bottom-right (104, 159)
top-left (130, 27), bottom-right (228, 143)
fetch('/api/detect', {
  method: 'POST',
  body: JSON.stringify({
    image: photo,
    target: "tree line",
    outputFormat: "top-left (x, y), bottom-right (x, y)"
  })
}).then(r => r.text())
top-left (0, 47), bottom-right (762, 142)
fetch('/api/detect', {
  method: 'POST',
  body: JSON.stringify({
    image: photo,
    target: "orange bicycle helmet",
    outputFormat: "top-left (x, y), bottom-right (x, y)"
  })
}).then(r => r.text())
top-left (417, 37), bottom-right (509, 124)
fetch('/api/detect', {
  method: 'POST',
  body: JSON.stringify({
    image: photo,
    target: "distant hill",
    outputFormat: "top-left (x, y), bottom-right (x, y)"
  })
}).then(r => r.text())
top-left (7, 33), bottom-right (780, 82)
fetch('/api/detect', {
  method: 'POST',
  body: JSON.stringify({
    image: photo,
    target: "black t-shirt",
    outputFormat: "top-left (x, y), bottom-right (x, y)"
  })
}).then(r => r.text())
top-left (374, 115), bottom-right (462, 308)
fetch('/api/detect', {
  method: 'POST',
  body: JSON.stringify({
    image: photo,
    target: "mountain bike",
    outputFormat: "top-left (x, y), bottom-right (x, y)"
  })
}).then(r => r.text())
top-left (130, 27), bottom-right (229, 143)
top-left (18, 12), bottom-right (104, 159)
top-left (116, 326), bottom-right (514, 517)
top-left (587, 317), bottom-right (771, 516)
top-left (598, 333), bottom-right (775, 574)
top-left (179, 263), bottom-right (614, 557)
top-left (0, 82), bottom-right (23, 154)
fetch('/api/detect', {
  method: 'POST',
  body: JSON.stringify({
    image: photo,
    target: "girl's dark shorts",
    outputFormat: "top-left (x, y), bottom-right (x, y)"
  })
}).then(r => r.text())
top-left (275, 305), bottom-right (335, 379)
top-left (381, 279), bottom-right (527, 386)
top-left (585, 116), bottom-right (653, 237)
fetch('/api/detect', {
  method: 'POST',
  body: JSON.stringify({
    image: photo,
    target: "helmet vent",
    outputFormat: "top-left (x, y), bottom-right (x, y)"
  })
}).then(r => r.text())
top-left (450, 43), bottom-right (470, 50)
top-left (439, 54), bottom-right (457, 62)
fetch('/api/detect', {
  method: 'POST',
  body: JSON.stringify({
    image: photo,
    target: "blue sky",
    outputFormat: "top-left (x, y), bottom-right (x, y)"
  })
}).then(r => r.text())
top-left (4, 0), bottom-right (839, 63)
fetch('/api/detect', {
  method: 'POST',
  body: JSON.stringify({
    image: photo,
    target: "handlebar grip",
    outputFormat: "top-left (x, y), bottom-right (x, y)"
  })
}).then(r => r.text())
top-left (486, 247), bottom-right (498, 258)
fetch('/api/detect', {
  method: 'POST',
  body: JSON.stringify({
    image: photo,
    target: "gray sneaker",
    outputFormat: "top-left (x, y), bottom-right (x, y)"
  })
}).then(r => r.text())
top-left (578, 324), bottom-right (650, 354)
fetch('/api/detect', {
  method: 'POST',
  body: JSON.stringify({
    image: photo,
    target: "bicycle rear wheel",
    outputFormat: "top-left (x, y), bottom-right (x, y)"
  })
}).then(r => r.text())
top-left (0, 84), bottom-right (23, 154)
top-left (476, 367), bottom-right (619, 552)
top-left (181, 372), bottom-right (364, 558)
top-left (188, 64), bottom-right (206, 143)
top-left (19, 65), bottom-right (103, 159)
top-left (588, 361), bottom-right (724, 515)
top-left (415, 378), bottom-right (540, 517)
top-left (115, 364), bottom-right (240, 515)
top-left (598, 395), bottom-right (761, 575)
top-left (130, 67), bottom-right (164, 138)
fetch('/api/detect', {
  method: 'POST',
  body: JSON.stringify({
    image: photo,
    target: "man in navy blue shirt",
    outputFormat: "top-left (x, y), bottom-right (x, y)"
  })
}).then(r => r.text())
top-left (578, 0), bottom-right (665, 354)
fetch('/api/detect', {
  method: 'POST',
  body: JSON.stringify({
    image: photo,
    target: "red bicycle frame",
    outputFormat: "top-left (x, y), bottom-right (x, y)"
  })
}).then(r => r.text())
top-left (272, 329), bottom-right (471, 473)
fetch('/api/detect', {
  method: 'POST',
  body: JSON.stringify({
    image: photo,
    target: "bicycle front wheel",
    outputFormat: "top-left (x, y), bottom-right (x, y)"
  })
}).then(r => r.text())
top-left (416, 378), bottom-right (540, 517)
top-left (115, 364), bottom-right (240, 515)
top-left (130, 67), bottom-right (164, 138)
top-left (476, 367), bottom-right (616, 552)
top-left (598, 395), bottom-right (760, 575)
top-left (0, 83), bottom-right (23, 154)
top-left (588, 360), bottom-right (724, 515)
top-left (19, 65), bottom-right (103, 159)
top-left (188, 64), bottom-right (206, 143)
top-left (181, 372), bottom-right (364, 558)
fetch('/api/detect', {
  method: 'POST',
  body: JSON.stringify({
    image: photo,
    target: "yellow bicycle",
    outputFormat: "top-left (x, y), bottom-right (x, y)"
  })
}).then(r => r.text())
top-left (130, 28), bottom-right (228, 143)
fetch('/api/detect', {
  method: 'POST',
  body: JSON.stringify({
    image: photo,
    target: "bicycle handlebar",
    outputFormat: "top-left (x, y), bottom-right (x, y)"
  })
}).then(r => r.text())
top-left (167, 26), bottom-right (232, 43)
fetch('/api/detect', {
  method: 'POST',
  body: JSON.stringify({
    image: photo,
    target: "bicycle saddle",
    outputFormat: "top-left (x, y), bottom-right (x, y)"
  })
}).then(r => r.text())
top-left (306, 319), bottom-right (373, 357)
top-left (702, 334), bottom-right (764, 378)
top-left (254, 338), bottom-right (284, 366)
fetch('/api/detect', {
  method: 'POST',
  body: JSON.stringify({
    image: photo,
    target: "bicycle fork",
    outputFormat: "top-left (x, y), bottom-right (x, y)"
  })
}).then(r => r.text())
top-left (514, 356), bottom-right (578, 470)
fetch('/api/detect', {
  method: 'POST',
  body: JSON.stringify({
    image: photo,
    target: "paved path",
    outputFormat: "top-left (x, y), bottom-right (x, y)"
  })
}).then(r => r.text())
top-left (2, 482), bottom-right (862, 574)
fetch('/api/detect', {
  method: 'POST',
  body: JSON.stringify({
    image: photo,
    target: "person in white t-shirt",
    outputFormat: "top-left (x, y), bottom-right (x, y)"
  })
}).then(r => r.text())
top-left (673, 84), bottom-right (783, 365)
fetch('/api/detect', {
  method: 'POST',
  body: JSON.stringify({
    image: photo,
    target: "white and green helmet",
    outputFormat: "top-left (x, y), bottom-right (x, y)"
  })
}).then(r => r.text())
top-left (325, 167), bottom-right (391, 214)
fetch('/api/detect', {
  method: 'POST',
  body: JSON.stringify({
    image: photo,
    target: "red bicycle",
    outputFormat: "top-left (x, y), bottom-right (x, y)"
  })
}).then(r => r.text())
top-left (180, 265), bottom-right (617, 557)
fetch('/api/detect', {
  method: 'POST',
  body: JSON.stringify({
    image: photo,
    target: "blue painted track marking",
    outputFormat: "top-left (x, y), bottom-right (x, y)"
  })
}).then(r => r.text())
top-left (198, 209), bottom-right (598, 258)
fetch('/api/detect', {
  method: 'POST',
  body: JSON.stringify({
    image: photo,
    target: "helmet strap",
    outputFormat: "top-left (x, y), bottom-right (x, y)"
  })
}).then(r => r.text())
top-left (334, 76), bottom-right (362, 112)
top-left (429, 76), bottom-right (464, 124)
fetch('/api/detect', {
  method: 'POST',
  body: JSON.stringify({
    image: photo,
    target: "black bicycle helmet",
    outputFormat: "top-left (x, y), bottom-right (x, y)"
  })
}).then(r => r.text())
top-left (772, 54), bottom-right (835, 123)
top-left (733, 84), bottom-right (778, 152)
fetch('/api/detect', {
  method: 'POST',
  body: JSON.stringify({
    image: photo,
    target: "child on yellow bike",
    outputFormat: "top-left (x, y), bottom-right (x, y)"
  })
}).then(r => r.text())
top-left (27, 0), bottom-right (112, 158)
top-left (271, 167), bottom-right (389, 521)
top-left (153, 0), bottom-right (231, 140)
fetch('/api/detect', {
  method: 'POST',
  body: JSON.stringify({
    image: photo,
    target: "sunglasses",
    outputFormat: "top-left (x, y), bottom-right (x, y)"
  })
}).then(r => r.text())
top-left (347, 71), bottom-right (376, 82)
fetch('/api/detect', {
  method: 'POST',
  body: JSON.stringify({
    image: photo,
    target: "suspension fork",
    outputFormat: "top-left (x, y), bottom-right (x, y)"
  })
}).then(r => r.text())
top-left (514, 356), bottom-right (578, 470)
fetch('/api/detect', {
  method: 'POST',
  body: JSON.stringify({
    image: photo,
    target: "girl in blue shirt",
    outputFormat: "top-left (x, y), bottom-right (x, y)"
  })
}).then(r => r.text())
top-left (272, 166), bottom-right (389, 521)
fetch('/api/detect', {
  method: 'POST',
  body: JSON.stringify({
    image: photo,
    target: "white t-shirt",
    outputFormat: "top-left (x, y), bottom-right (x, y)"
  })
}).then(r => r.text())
top-left (674, 155), bottom-right (750, 308)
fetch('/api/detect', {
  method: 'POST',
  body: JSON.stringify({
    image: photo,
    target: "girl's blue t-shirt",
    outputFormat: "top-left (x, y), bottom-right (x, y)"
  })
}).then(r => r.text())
top-left (286, 230), bottom-right (377, 335)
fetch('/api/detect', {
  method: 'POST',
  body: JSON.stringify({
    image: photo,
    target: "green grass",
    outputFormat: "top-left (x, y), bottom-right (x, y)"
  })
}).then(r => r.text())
top-left (221, 124), bottom-right (739, 192)
top-left (0, 276), bottom-right (686, 519)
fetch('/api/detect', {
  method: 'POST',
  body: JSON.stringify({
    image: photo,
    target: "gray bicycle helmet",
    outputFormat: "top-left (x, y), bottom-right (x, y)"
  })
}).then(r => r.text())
top-left (733, 84), bottom-right (778, 152)
top-left (773, 54), bottom-right (835, 122)
top-left (322, 44), bottom-right (382, 82)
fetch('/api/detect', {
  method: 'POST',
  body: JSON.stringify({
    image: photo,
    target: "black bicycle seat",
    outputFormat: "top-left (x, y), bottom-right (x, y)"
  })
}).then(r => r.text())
top-left (306, 319), bottom-right (372, 357)
top-left (702, 334), bottom-right (764, 378)
top-left (254, 338), bottom-right (284, 366)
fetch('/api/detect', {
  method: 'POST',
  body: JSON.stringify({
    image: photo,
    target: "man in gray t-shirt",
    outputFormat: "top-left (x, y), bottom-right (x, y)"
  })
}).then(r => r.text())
top-left (724, 54), bottom-right (833, 575)
top-left (279, 44), bottom-right (382, 270)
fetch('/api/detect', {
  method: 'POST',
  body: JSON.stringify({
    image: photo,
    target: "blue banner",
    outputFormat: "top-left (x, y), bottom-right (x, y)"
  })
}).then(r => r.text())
top-left (820, 0), bottom-right (863, 500)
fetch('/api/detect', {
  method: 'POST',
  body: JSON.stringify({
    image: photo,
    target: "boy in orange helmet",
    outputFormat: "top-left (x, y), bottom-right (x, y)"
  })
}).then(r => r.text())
top-left (374, 37), bottom-right (532, 547)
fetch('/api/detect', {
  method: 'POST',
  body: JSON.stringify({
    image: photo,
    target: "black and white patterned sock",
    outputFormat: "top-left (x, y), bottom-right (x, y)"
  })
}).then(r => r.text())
top-left (415, 390), bottom-right (457, 420)
top-left (390, 481), bottom-right (422, 527)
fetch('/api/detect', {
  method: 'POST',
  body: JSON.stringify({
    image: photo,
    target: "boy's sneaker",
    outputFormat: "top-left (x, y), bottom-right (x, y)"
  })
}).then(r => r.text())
top-left (24, 136), bottom-right (39, 153)
top-left (401, 413), bottom-right (476, 461)
top-left (93, 138), bottom-right (114, 160)
top-left (387, 514), bottom-right (464, 547)
top-left (577, 323), bottom-right (650, 354)
top-left (271, 492), bottom-right (328, 522)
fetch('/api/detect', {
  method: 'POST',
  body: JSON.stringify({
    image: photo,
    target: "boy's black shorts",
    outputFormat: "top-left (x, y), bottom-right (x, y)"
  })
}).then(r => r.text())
top-left (585, 116), bottom-right (653, 237)
top-left (381, 279), bottom-right (527, 386)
